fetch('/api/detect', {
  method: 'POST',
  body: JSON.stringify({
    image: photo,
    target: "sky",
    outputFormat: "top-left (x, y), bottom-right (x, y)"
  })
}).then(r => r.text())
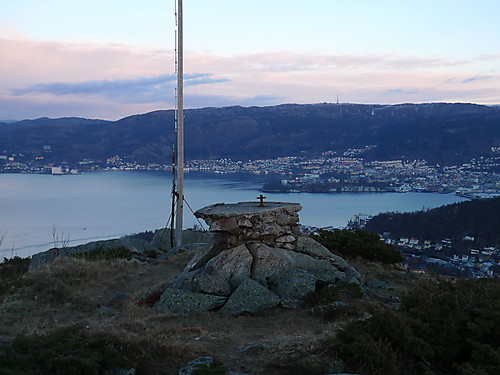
top-left (1, 0), bottom-right (500, 121)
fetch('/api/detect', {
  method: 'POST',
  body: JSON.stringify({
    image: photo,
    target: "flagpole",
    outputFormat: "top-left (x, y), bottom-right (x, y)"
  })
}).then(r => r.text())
top-left (174, 0), bottom-right (184, 247)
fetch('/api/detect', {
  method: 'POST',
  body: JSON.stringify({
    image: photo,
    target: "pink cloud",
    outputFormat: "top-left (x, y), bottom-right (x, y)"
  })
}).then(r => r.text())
top-left (1, 38), bottom-right (499, 120)
top-left (0, 38), bottom-right (171, 86)
top-left (477, 54), bottom-right (500, 61)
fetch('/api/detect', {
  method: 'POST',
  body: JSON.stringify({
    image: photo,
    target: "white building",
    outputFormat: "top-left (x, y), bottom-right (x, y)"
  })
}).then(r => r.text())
top-left (51, 166), bottom-right (63, 175)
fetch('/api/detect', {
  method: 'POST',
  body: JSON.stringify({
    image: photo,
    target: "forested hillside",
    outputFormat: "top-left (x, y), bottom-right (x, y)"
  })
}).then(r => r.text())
top-left (365, 197), bottom-right (500, 246)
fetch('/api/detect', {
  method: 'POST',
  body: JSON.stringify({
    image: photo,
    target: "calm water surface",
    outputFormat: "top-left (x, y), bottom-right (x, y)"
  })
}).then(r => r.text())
top-left (0, 171), bottom-right (467, 258)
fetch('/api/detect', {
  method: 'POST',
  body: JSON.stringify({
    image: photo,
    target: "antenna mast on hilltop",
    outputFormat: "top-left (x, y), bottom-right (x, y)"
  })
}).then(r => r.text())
top-left (174, 0), bottom-right (184, 247)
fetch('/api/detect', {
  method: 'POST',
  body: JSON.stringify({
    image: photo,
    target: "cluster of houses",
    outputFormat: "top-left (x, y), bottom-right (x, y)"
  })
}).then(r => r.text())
top-left (3, 150), bottom-right (500, 200)
top-left (385, 235), bottom-right (499, 278)
top-left (301, 223), bottom-right (499, 279)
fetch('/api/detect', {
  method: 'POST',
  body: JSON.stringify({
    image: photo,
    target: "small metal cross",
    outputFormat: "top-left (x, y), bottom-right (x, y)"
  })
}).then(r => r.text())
top-left (257, 194), bottom-right (266, 207)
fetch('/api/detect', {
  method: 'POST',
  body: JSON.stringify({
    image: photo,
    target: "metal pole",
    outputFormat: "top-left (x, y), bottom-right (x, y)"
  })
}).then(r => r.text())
top-left (175, 0), bottom-right (184, 247)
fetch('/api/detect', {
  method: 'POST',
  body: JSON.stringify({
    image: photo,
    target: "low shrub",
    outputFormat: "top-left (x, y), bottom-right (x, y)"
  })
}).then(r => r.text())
top-left (311, 228), bottom-right (404, 264)
top-left (127, 230), bottom-right (155, 242)
top-left (0, 325), bottom-right (124, 375)
top-left (0, 256), bottom-right (30, 298)
top-left (0, 256), bottom-right (30, 280)
top-left (304, 281), bottom-right (363, 307)
top-left (328, 277), bottom-right (500, 375)
top-left (0, 324), bottom-right (173, 375)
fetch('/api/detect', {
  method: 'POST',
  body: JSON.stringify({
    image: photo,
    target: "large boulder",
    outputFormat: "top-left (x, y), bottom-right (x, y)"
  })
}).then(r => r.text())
top-left (344, 266), bottom-right (365, 284)
top-left (219, 278), bottom-right (280, 317)
top-left (154, 288), bottom-right (226, 315)
top-left (172, 244), bottom-right (253, 292)
top-left (180, 235), bottom-right (231, 272)
top-left (270, 269), bottom-right (318, 309)
top-left (190, 274), bottom-right (232, 296)
top-left (294, 236), bottom-right (350, 269)
top-left (201, 244), bottom-right (253, 285)
top-left (247, 242), bottom-right (345, 286)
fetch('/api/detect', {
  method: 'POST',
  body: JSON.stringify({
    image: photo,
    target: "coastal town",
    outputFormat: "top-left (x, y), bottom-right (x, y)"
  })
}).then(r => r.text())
top-left (2, 145), bottom-right (500, 199)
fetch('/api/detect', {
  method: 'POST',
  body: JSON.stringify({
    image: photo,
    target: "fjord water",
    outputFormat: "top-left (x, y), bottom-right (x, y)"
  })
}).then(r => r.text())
top-left (0, 171), bottom-right (467, 259)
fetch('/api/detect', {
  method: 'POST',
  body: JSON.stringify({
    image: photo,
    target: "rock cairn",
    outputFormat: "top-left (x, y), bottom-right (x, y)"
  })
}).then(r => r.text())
top-left (194, 201), bottom-right (302, 251)
top-left (152, 201), bottom-right (364, 316)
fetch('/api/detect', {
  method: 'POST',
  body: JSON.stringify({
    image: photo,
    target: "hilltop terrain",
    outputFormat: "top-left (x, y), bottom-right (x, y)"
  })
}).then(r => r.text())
top-left (0, 242), bottom-right (404, 375)
top-left (1, 102), bottom-right (500, 165)
top-left (0, 234), bottom-right (499, 375)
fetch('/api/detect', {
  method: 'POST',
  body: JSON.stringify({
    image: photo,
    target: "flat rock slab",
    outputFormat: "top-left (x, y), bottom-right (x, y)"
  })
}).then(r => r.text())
top-left (195, 202), bottom-right (301, 217)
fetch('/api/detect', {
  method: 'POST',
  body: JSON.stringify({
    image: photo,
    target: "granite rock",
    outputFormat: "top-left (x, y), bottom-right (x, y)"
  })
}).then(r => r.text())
top-left (294, 236), bottom-right (350, 269)
top-left (270, 269), bottom-right (318, 308)
top-left (219, 278), bottom-right (280, 317)
top-left (247, 242), bottom-right (345, 286)
top-left (154, 288), bottom-right (226, 315)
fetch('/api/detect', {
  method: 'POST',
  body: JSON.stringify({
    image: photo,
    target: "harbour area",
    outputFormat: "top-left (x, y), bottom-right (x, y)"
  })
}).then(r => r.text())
top-left (2, 152), bottom-right (500, 198)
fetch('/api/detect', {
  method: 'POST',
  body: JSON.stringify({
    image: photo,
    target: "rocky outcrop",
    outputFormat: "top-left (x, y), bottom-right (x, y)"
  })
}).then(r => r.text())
top-left (29, 228), bottom-right (210, 272)
top-left (29, 237), bottom-right (161, 271)
top-left (154, 201), bottom-right (364, 316)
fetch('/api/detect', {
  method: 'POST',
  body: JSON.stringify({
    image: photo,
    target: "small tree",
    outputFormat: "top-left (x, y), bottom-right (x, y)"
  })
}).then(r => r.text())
top-left (52, 225), bottom-right (70, 249)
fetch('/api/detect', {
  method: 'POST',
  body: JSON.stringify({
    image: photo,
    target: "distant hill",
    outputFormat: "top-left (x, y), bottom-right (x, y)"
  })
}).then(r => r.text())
top-left (1, 102), bottom-right (500, 165)
top-left (364, 197), bottom-right (500, 247)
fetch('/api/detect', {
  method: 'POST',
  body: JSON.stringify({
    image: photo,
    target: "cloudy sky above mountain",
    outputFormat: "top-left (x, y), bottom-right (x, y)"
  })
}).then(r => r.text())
top-left (1, 0), bottom-right (499, 120)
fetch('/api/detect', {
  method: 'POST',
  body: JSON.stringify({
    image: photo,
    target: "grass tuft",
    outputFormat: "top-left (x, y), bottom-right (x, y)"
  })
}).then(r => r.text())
top-left (71, 246), bottom-right (132, 261)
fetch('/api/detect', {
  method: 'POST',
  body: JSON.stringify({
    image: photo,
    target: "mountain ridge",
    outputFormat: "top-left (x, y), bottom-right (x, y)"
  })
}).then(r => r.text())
top-left (1, 102), bottom-right (499, 165)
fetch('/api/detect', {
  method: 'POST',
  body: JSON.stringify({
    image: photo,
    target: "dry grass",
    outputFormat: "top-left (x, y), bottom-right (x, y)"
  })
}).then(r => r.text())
top-left (0, 254), bottom-right (412, 375)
